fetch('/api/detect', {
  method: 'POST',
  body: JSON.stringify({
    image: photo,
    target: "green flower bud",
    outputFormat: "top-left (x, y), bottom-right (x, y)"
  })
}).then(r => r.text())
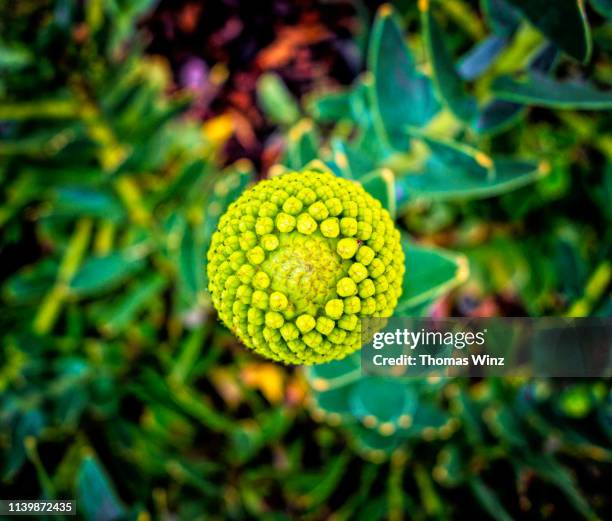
top-left (337, 238), bottom-right (359, 259)
top-left (296, 213), bottom-right (317, 235)
top-left (320, 217), bottom-right (340, 238)
top-left (207, 170), bottom-right (405, 365)
top-left (337, 277), bottom-right (357, 297)
top-left (296, 314), bottom-right (316, 333)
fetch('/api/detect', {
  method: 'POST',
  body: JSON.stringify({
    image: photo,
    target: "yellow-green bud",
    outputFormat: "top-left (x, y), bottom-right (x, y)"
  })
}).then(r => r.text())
top-left (261, 234), bottom-right (279, 251)
top-left (207, 170), bottom-right (405, 365)
top-left (337, 238), bottom-right (359, 259)
top-left (296, 314), bottom-right (316, 333)
top-left (282, 196), bottom-right (303, 215)
top-left (297, 213), bottom-right (317, 235)
top-left (348, 262), bottom-right (368, 283)
top-left (269, 291), bottom-right (288, 311)
top-left (320, 217), bottom-right (340, 238)
top-left (321, 298), bottom-right (342, 321)
top-left (265, 311), bottom-right (284, 329)
top-left (337, 277), bottom-right (357, 297)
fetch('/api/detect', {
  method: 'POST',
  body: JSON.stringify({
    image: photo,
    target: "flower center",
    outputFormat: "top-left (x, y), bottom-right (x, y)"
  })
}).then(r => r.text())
top-left (262, 233), bottom-right (343, 315)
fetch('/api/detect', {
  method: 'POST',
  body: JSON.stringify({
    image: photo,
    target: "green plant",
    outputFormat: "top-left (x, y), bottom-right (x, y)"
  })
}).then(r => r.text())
top-left (1, 0), bottom-right (610, 519)
top-left (255, 1), bottom-right (612, 517)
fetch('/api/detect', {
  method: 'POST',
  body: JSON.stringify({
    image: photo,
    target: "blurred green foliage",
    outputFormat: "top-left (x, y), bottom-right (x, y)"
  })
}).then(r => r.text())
top-left (1, 0), bottom-right (611, 520)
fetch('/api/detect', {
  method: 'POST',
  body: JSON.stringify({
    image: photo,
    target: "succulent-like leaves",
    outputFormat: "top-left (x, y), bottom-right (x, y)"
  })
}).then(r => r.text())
top-left (368, 5), bottom-right (439, 150)
top-left (257, 73), bottom-right (301, 126)
top-left (421, 5), bottom-right (478, 123)
top-left (397, 240), bottom-right (468, 314)
top-left (492, 72), bottom-right (612, 109)
top-left (399, 132), bottom-right (548, 201)
top-left (505, 0), bottom-right (592, 62)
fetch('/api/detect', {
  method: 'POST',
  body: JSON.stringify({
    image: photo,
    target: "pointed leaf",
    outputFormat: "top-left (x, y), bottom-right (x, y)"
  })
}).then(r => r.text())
top-left (368, 5), bottom-right (439, 149)
top-left (69, 249), bottom-right (147, 297)
top-left (76, 455), bottom-right (125, 521)
top-left (360, 169), bottom-right (396, 217)
top-left (350, 78), bottom-right (393, 161)
top-left (396, 241), bottom-right (468, 313)
top-left (95, 273), bottom-right (167, 334)
top-left (4, 259), bottom-right (58, 302)
top-left (481, 0), bottom-right (522, 36)
top-left (257, 73), bottom-right (300, 126)
top-left (306, 89), bottom-right (352, 122)
top-left (522, 455), bottom-right (598, 520)
top-left (491, 71), bottom-right (612, 109)
top-left (53, 186), bottom-right (125, 221)
top-left (421, 5), bottom-right (477, 122)
top-left (306, 352), bottom-right (361, 391)
top-left (285, 119), bottom-right (319, 169)
top-left (399, 133), bottom-right (548, 201)
top-left (469, 477), bottom-right (514, 521)
top-left (505, 0), bottom-right (592, 62)
top-left (458, 35), bottom-right (508, 80)
top-left (330, 139), bottom-right (376, 180)
top-left (349, 379), bottom-right (412, 423)
top-left (473, 99), bottom-right (526, 134)
top-left (473, 43), bottom-right (558, 134)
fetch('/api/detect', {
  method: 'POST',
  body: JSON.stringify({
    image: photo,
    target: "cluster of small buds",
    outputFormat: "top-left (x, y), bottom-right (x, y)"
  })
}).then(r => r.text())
top-left (207, 170), bottom-right (405, 365)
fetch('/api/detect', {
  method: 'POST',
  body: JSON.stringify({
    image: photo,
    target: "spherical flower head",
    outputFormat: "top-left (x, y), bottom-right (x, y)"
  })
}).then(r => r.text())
top-left (207, 170), bottom-right (405, 365)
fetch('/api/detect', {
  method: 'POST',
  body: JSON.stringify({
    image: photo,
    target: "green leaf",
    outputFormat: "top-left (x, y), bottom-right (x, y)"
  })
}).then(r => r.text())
top-left (285, 119), bottom-right (319, 169)
top-left (0, 99), bottom-right (79, 120)
top-left (473, 43), bottom-right (558, 134)
top-left (349, 424), bottom-right (403, 454)
top-left (312, 386), bottom-right (353, 417)
top-left (306, 352), bottom-right (361, 391)
top-left (151, 159), bottom-right (210, 207)
top-left (368, 5), bottom-right (439, 150)
top-left (231, 409), bottom-right (292, 464)
top-left (590, 0), bottom-right (612, 17)
top-left (360, 169), bottom-right (396, 217)
top-left (484, 408), bottom-right (528, 447)
top-left (469, 477), bottom-right (514, 521)
top-left (505, 0), bottom-right (592, 62)
top-left (76, 455), bottom-right (126, 521)
top-left (53, 186), bottom-right (126, 221)
top-left (4, 259), bottom-right (58, 302)
top-left (306, 89), bottom-right (352, 122)
top-left (408, 403), bottom-right (452, 439)
top-left (96, 273), bottom-right (167, 334)
top-left (421, 5), bottom-right (477, 123)
top-left (458, 35), bottom-right (508, 81)
top-left (396, 241), bottom-right (468, 313)
top-left (329, 139), bottom-right (376, 180)
top-left (522, 455), bottom-right (598, 520)
top-left (472, 99), bottom-right (526, 134)
top-left (399, 132), bottom-right (547, 201)
top-left (434, 445), bottom-right (466, 486)
top-left (491, 72), bottom-right (612, 109)
top-left (70, 249), bottom-right (147, 297)
top-left (177, 223), bottom-right (204, 306)
top-left (481, 0), bottom-right (521, 36)
top-left (3, 410), bottom-right (45, 480)
top-left (349, 78), bottom-right (393, 162)
top-left (303, 452), bottom-right (351, 508)
top-left (257, 73), bottom-right (300, 126)
top-left (0, 42), bottom-right (32, 70)
top-left (349, 379), bottom-right (416, 423)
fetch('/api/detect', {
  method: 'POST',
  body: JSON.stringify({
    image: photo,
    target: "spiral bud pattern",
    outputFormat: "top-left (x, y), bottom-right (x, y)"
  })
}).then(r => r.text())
top-left (207, 171), bottom-right (405, 364)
